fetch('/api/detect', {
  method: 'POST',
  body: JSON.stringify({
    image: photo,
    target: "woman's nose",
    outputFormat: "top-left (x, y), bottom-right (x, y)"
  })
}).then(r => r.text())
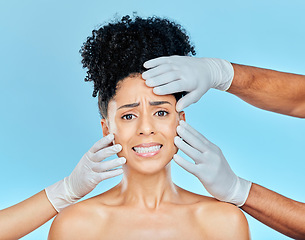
top-left (137, 115), bottom-right (155, 136)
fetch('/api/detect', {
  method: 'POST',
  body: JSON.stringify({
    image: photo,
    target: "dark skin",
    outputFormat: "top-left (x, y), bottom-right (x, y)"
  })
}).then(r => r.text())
top-left (228, 64), bottom-right (305, 239)
top-left (229, 64), bottom-right (305, 118)
top-left (241, 184), bottom-right (305, 240)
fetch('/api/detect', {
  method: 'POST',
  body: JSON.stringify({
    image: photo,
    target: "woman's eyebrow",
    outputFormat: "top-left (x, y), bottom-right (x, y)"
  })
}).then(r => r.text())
top-left (117, 102), bottom-right (140, 110)
top-left (149, 101), bottom-right (172, 106)
top-left (117, 101), bottom-right (171, 110)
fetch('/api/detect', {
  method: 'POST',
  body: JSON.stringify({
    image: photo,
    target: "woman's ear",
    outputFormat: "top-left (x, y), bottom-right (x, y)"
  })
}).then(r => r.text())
top-left (179, 111), bottom-right (186, 122)
top-left (101, 119), bottom-right (110, 137)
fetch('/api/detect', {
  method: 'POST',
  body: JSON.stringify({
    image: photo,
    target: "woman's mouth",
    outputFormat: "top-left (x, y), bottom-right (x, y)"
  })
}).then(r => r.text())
top-left (132, 143), bottom-right (163, 157)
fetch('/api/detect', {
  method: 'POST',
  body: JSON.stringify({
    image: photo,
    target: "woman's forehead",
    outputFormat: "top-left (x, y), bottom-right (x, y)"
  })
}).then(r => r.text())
top-left (113, 76), bottom-right (176, 105)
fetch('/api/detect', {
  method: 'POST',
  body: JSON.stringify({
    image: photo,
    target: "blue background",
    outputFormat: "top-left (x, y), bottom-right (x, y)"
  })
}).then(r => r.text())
top-left (0, 0), bottom-right (304, 239)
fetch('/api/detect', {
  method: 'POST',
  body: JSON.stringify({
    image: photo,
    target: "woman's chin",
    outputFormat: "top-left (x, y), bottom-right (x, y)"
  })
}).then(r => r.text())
top-left (124, 159), bottom-right (172, 175)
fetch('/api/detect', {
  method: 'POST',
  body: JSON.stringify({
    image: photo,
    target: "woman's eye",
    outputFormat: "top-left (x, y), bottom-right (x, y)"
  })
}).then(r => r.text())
top-left (155, 111), bottom-right (168, 117)
top-left (122, 114), bottom-right (136, 120)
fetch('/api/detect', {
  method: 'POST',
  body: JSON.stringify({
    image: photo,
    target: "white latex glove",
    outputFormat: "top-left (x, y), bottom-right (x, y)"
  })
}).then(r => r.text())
top-left (173, 120), bottom-right (251, 207)
top-left (45, 133), bottom-right (126, 212)
top-left (142, 56), bottom-right (234, 112)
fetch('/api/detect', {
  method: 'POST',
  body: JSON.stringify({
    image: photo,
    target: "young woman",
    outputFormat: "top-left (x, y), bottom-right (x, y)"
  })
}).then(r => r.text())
top-left (48, 15), bottom-right (250, 239)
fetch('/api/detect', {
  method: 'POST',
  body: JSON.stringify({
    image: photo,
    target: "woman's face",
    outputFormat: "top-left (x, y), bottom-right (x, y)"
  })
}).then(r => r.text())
top-left (101, 75), bottom-right (185, 174)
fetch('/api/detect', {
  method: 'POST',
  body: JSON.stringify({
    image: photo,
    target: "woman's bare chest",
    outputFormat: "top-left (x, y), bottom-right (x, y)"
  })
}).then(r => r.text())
top-left (100, 206), bottom-right (206, 240)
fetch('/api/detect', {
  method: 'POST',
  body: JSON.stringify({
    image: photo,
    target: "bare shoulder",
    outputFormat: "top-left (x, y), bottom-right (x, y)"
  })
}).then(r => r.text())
top-left (48, 198), bottom-right (110, 240)
top-left (194, 198), bottom-right (250, 240)
top-left (175, 186), bottom-right (249, 239)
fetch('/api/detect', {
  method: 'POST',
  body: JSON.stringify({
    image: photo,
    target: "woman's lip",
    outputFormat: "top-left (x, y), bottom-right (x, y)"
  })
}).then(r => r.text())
top-left (132, 146), bottom-right (162, 158)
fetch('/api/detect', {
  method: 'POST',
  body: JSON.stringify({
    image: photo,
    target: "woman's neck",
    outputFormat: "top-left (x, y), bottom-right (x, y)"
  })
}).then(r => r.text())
top-left (117, 162), bottom-right (179, 209)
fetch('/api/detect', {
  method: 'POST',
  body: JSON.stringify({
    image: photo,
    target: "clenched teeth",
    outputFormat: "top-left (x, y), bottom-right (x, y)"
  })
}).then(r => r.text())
top-left (133, 145), bottom-right (162, 153)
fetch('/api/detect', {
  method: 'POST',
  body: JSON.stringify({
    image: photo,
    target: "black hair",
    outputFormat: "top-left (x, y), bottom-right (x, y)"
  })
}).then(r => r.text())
top-left (80, 15), bottom-right (196, 118)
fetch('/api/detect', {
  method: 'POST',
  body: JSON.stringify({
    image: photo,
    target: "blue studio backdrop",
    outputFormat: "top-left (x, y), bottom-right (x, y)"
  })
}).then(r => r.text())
top-left (0, 0), bottom-right (304, 239)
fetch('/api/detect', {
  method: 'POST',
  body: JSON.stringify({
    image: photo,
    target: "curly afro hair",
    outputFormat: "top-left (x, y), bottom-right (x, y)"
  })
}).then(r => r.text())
top-left (80, 15), bottom-right (196, 118)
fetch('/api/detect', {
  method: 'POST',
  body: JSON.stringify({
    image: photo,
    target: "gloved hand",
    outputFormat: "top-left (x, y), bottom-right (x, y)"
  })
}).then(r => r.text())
top-left (45, 133), bottom-right (126, 212)
top-left (142, 56), bottom-right (234, 112)
top-left (173, 120), bottom-right (251, 207)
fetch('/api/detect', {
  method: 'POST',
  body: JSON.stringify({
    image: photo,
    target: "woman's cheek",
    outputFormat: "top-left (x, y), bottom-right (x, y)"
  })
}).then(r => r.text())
top-left (173, 144), bottom-right (178, 154)
top-left (159, 122), bottom-right (178, 154)
top-left (117, 151), bottom-right (125, 158)
top-left (170, 118), bottom-right (180, 154)
top-left (113, 130), bottom-right (130, 159)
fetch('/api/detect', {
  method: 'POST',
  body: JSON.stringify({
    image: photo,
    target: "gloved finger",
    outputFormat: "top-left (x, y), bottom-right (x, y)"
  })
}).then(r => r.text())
top-left (91, 157), bottom-right (126, 172)
top-left (176, 91), bottom-right (203, 112)
top-left (173, 154), bottom-right (197, 175)
top-left (97, 168), bottom-right (124, 181)
top-left (177, 124), bottom-right (208, 153)
top-left (179, 120), bottom-right (211, 145)
top-left (174, 136), bottom-right (201, 163)
top-left (142, 63), bottom-right (174, 79)
top-left (90, 144), bottom-right (122, 162)
top-left (153, 79), bottom-right (186, 95)
top-left (89, 134), bottom-right (114, 153)
top-left (143, 56), bottom-right (171, 69)
top-left (145, 71), bottom-right (180, 87)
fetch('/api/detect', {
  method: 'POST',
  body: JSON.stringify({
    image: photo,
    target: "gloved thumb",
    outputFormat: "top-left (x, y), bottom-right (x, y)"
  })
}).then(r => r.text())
top-left (173, 154), bottom-right (196, 176)
top-left (176, 91), bottom-right (202, 112)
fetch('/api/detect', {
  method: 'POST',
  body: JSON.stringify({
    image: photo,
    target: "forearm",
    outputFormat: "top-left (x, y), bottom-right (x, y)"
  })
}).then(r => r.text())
top-left (228, 64), bottom-right (305, 118)
top-left (241, 183), bottom-right (305, 239)
top-left (0, 190), bottom-right (57, 239)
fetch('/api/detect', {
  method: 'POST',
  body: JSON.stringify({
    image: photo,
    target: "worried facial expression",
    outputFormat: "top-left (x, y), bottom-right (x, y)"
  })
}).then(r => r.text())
top-left (101, 75), bottom-right (185, 174)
